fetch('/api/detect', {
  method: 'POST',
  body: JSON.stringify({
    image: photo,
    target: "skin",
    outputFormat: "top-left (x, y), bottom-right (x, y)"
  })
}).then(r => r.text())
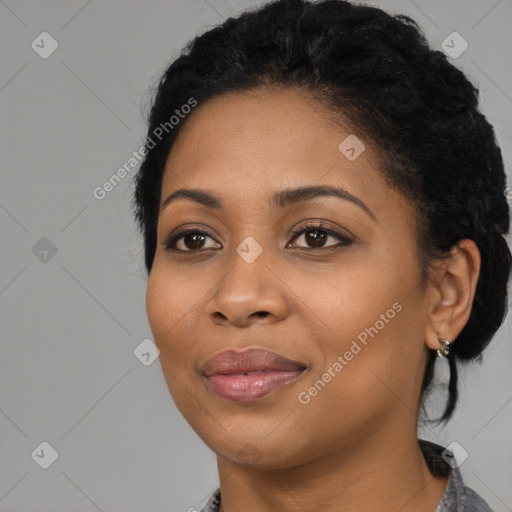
top-left (145, 86), bottom-right (481, 512)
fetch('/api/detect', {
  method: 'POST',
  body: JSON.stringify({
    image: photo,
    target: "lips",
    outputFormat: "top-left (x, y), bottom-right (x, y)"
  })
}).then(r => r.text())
top-left (202, 348), bottom-right (306, 376)
top-left (201, 348), bottom-right (307, 402)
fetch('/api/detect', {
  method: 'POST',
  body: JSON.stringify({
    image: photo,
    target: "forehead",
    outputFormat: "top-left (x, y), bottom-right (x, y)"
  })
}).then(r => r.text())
top-left (161, 86), bottom-right (384, 200)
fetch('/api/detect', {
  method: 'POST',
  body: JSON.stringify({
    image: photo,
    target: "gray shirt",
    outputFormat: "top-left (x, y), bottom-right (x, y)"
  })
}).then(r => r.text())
top-left (199, 440), bottom-right (493, 511)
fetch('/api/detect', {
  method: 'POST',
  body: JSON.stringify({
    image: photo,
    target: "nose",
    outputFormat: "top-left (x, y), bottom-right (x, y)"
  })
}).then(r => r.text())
top-left (205, 247), bottom-right (289, 327)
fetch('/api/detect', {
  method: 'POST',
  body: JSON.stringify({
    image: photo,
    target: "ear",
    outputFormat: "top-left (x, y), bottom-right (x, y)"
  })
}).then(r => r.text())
top-left (424, 239), bottom-right (481, 351)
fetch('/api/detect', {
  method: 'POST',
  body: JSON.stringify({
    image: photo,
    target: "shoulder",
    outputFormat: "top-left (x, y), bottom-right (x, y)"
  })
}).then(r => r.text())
top-left (462, 487), bottom-right (495, 511)
top-left (419, 439), bottom-right (494, 512)
top-left (436, 466), bottom-right (494, 511)
top-left (198, 488), bottom-right (221, 512)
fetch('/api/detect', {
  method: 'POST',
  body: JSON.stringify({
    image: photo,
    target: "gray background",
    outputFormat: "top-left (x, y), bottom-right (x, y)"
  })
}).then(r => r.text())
top-left (1, 0), bottom-right (511, 511)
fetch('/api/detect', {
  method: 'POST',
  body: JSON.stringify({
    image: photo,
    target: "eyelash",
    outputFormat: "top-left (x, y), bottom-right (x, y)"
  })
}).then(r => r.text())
top-left (162, 222), bottom-right (353, 254)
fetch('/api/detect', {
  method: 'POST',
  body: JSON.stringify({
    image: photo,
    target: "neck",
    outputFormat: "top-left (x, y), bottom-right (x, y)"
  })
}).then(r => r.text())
top-left (216, 423), bottom-right (448, 512)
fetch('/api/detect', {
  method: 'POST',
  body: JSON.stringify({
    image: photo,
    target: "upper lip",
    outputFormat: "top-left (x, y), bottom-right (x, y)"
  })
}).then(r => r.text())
top-left (201, 348), bottom-right (307, 376)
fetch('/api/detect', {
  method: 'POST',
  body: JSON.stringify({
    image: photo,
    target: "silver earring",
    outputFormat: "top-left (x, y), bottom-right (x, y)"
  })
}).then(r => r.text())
top-left (436, 336), bottom-right (450, 358)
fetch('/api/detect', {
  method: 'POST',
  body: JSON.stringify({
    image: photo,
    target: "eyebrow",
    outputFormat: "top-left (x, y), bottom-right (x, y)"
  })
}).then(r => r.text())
top-left (160, 185), bottom-right (376, 221)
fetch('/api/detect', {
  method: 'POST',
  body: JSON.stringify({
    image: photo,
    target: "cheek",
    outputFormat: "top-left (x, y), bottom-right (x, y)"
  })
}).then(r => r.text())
top-left (145, 268), bottom-right (194, 362)
top-left (145, 269), bottom-right (200, 409)
top-left (146, 273), bottom-right (173, 344)
top-left (146, 258), bottom-right (204, 339)
top-left (290, 303), bottom-right (425, 457)
top-left (295, 241), bottom-right (426, 396)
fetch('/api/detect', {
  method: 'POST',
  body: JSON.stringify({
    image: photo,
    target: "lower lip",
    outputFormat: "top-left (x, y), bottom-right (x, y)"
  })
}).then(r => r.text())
top-left (204, 370), bottom-right (305, 402)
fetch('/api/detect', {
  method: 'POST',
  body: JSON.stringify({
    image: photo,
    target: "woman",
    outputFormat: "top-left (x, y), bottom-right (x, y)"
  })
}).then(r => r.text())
top-left (132, 0), bottom-right (510, 510)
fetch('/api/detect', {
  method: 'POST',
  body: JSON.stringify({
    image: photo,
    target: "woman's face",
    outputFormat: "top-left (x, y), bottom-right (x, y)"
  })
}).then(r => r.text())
top-left (146, 86), bottom-right (432, 469)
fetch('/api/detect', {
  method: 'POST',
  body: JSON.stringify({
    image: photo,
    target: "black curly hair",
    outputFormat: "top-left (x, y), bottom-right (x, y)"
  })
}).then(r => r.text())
top-left (132, 0), bottom-right (511, 423)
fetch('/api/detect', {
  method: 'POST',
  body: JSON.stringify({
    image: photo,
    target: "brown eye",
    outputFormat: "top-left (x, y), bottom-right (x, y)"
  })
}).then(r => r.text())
top-left (164, 229), bottom-right (221, 252)
top-left (288, 224), bottom-right (353, 250)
